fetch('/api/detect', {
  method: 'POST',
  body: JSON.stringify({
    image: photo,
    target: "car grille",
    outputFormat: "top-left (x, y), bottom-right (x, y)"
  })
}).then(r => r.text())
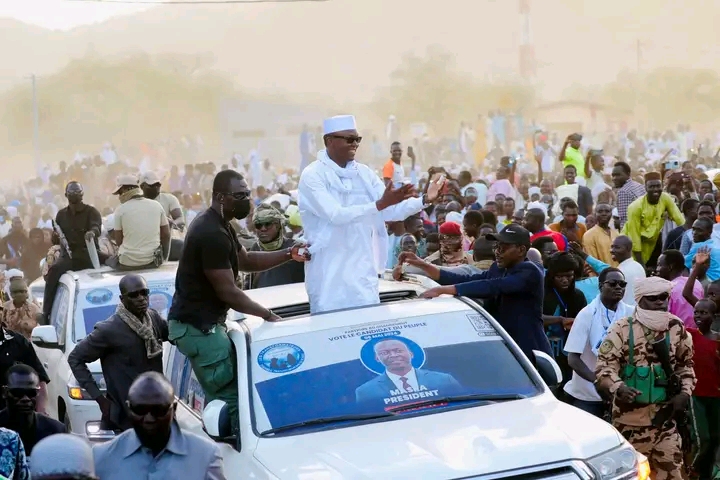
top-left (459, 460), bottom-right (595, 480)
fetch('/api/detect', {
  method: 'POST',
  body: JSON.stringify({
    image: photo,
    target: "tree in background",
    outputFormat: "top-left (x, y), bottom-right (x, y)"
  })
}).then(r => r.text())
top-left (371, 45), bottom-right (535, 136)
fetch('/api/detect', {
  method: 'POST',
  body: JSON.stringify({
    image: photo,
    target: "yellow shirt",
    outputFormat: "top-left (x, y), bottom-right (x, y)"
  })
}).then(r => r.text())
top-left (583, 225), bottom-right (619, 267)
top-left (562, 146), bottom-right (585, 175)
top-left (622, 193), bottom-right (684, 263)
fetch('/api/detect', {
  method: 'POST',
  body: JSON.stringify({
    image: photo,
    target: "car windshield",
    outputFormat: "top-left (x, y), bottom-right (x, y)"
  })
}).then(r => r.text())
top-left (250, 309), bottom-right (541, 435)
top-left (73, 279), bottom-right (175, 341)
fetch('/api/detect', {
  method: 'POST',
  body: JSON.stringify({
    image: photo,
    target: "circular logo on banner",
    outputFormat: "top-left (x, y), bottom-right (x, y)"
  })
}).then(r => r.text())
top-left (148, 291), bottom-right (172, 317)
top-left (360, 335), bottom-right (425, 375)
top-left (86, 288), bottom-right (113, 305)
top-left (257, 343), bottom-right (305, 374)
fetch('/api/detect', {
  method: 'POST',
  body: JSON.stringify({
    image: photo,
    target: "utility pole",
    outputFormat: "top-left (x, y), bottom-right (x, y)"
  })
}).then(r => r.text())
top-left (30, 74), bottom-right (40, 175)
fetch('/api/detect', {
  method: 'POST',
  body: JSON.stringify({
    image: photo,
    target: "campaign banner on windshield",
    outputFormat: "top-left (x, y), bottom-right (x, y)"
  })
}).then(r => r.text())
top-left (79, 280), bottom-right (175, 336)
top-left (252, 311), bottom-right (537, 430)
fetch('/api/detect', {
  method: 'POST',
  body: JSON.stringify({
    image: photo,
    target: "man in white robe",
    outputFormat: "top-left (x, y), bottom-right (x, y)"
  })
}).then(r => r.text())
top-left (299, 115), bottom-right (444, 314)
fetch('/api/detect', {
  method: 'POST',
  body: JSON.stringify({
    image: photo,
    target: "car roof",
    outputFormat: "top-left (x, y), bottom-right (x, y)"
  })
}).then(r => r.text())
top-left (30, 262), bottom-right (179, 291)
top-left (233, 280), bottom-right (474, 343)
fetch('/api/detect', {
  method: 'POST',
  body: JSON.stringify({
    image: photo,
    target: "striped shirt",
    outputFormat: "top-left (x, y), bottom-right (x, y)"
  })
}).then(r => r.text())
top-left (616, 180), bottom-right (646, 229)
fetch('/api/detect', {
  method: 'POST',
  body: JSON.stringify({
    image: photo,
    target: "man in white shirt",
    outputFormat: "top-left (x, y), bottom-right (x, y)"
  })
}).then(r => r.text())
top-left (611, 235), bottom-right (646, 306)
top-left (110, 175), bottom-right (171, 270)
top-left (564, 267), bottom-right (634, 417)
top-left (299, 115), bottom-right (444, 314)
top-left (382, 142), bottom-right (406, 188)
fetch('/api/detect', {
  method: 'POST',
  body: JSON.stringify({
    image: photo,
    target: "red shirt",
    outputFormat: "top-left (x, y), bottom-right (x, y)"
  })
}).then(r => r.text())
top-left (688, 328), bottom-right (720, 397)
top-left (530, 229), bottom-right (568, 251)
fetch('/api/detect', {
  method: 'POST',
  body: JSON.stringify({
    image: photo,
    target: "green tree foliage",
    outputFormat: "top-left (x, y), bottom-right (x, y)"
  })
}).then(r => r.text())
top-left (372, 45), bottom-right (535, 135)
top-left (0, 54), bottom-right (236, 153)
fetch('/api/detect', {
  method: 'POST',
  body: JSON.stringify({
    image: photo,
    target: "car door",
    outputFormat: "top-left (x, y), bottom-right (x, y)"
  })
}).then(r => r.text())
top-left (43, 281), bottom-right (72, 419)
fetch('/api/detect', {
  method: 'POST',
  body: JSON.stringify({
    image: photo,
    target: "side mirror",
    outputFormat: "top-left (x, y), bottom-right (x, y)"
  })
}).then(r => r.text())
top-left (202, 400), bottom-right (236, 446)
top-left (532, 350), bottom-right (562, 387)
top-left (31, 325), bottom-right (61, 350)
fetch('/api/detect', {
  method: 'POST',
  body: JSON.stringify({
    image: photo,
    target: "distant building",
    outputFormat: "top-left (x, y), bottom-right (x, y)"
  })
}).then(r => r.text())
top-left (531, 101), bottom-right (634, 138)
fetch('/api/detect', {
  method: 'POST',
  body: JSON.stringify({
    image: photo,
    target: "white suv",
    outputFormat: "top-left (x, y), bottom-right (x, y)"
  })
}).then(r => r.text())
top-left (30, 263), bottom-right (179, 441)
top-left (166, 277), bottom-right (650, 480)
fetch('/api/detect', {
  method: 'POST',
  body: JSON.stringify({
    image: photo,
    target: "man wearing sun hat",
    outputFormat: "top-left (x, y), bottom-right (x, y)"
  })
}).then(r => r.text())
top-left (298, 115), bottom-right (445, 313)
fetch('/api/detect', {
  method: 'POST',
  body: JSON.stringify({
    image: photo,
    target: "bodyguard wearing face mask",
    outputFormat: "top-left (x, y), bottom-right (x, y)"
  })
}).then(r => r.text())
top-left (168, 170), bottom-right (309, 432)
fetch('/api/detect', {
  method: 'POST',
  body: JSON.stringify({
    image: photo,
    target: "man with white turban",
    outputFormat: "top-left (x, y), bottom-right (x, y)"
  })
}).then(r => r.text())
top-left (595, 276), bottom-right (695, 480)
top-left (299, 115), bottom-right (444, 313)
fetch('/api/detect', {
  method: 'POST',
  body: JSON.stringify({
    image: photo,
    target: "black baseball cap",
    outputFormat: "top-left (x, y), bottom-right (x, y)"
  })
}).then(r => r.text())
top-left (486, 225), bottom-right (531, 247)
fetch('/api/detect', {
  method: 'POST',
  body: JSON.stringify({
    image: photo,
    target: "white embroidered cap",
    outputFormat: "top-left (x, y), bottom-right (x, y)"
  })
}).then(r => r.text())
top-left (323, 115), bottom-right (357, 135)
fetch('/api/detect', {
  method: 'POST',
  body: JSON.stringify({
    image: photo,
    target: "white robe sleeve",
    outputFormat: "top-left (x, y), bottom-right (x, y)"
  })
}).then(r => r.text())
top-left (368, 169), bottom-right (425, 221)
top-left (298, 169), bottom-right (378, 226)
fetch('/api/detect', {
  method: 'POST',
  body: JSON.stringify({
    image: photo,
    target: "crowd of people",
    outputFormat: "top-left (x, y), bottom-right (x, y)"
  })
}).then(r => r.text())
top-left (0, 115), bottom-right (717, 478)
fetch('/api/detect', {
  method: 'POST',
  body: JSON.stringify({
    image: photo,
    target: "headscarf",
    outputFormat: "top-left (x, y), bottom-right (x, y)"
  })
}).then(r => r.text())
top-left (118, 187), bottom-right (143, 204)
top-left (633, 276), bottom-right (675, 331)
top-left (252, 204), bottom-right (286, 251)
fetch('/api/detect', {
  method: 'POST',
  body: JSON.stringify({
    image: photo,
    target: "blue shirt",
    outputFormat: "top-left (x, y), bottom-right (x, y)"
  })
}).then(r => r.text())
top-left (438, 260), bottom-right (552, 360)
top-left (93, 422), bottom-right (225, 480)
top-left (0, 428), bottom-right (29, 480)
top-left (686, 239), bottom-right (720, 282)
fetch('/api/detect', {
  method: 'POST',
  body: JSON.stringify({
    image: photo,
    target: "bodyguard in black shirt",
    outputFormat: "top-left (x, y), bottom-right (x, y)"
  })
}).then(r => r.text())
top-left (43, 182), bottom-right (106, 320)
top-left (0, 364), bottom-right (65, 456)
top-left (0, 324), bottom-right (50, 413)
top-left (168, 170), bottom-right (308, 429)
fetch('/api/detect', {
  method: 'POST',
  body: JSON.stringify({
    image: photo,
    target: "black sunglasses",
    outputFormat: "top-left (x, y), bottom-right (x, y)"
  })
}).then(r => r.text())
top-left (254, 222), bottom-right (275, 230)
top-left (125, 289), bottom-right (150, 299)
top-left (644, 293), bottom-right (670, 302)
top-left (603, 280), bottom-right (627, 289)
top-left (218, 191), bottom-right (250, 201)
top-left (7, 388), bottom-right (39, 399)
top-left (129, 402), bottom-right (174, 418)
top-left (331, 135), bottom-right (362, 145)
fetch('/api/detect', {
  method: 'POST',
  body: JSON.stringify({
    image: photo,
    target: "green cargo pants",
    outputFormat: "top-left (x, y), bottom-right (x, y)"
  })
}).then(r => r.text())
top-left (168, 319), bottom-right (238, 431)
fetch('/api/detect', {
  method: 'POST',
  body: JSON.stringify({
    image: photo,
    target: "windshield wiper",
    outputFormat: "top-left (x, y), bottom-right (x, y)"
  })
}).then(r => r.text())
top-left (386, 393), bottom-right (526, 413)
top-left (260, 412), bottom-right (396, 435)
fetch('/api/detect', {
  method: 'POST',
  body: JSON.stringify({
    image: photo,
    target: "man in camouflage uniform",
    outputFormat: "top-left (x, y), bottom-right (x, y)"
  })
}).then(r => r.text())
top-left (596, 276), bottom-right (695, 480)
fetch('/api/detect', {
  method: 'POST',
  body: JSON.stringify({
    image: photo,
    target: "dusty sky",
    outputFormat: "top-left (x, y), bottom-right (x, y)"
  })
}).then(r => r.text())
top-left (0, 0), bottom-right (151, 30)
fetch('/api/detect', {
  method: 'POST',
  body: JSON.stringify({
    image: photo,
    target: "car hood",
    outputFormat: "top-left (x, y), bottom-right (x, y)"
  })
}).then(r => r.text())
top-left (253, 395), bottom-right (623, 479)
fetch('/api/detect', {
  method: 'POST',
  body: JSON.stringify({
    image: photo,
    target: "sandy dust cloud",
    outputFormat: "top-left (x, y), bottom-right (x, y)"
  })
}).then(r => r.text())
top-left (0, 0), bottom-right (719, 179)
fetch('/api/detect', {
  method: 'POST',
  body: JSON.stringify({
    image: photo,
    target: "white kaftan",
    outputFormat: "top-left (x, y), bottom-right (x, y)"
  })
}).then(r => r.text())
top-left (299, 150), bottom-right (425, 314)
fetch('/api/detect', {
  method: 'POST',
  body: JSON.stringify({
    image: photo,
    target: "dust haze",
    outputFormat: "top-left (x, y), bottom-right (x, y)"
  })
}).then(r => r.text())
top-left (0, 0), bottom-right (718, 179)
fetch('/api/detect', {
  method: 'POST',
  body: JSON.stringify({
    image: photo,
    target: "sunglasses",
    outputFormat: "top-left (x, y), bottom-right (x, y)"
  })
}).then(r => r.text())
top-left (126, 289), bottom-right (150, 299)
top-left (644, 293), bottom-right (670, 302)
top-left (254, 222), bottom-right (275, 230)
top-left (219, 191), bottom-right (250, 201)
top-left (129, 403), bottom-right (174, 418)
top-left (7, 388), bottom-right (39, 399)
top-left (331, 135), bottom-right (362, 145)
top-left (603, 280), bottom-right (627, 289)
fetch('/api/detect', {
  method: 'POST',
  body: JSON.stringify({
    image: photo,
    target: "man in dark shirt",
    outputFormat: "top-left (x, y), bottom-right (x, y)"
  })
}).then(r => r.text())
top-left (68, 274), bottom-right (168, 431)
top-left (245, 204), bottom-right (305, 289)
top-left (43, 182), bottom-right (104, 321)
top-left (0, 323), bottom-right (50, 413)
top-left (0, 364), bottom-right (65, 456)
top-left (168, 170), bottom-right (308, 429)
top-left (0, 217), bottom-right (28, 271)
top-left (399, 224), bottom-right (552, 361)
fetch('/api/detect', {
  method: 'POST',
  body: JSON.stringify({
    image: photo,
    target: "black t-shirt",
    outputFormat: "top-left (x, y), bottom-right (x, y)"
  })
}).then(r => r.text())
top-left (0, 409), bottom-right (66, 456)
top-left (168, 208), bottom-right (240, 332)
top-left (0, 330), bottom-right (50, 411)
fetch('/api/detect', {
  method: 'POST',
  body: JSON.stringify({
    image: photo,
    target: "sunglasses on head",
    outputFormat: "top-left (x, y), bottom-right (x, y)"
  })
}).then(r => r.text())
top-left (125, 289), bottom-right (150, 299)
top-left (644, 293), bottom-right (670, 302)
top-left (7, 387), bottom-right (39, 399)
top-left (129, 403), bottom-right (174, 418)
top-left (331, 134), bottom-right (362, 145)
top-left (603, 280), bottom-right (627, 289)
